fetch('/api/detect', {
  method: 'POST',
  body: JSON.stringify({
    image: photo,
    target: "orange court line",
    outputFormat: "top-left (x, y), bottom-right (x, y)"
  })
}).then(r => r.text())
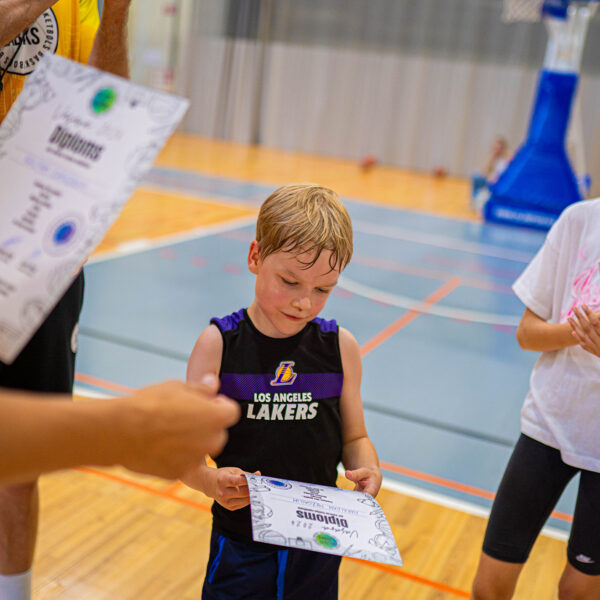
top-left (360, 276), bottom-right (462, 357)
top-left (74, 466), bottom-right (469, 597)
top-left (164, 480), bottom-right (185, 494)
top-left (76, 467), bottom-right (211, 513)
top-left (74, 372), bottom-right (135, 394)
top-left (345, 557), bottom-right (470, 598)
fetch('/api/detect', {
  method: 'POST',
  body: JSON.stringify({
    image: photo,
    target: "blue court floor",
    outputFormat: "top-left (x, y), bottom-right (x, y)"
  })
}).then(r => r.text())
top-left (75, 167), bottom-right (577, 532)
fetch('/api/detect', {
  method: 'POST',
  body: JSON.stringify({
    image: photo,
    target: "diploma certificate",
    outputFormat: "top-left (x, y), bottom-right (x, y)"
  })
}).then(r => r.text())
top-left (246, 474), bottom-right (402, 566)
top-left (0, 54), bottom-right (188, 363)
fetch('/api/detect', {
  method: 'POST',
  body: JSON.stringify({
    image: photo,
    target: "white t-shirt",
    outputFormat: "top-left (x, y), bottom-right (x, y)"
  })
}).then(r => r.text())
top-left (513, 198), bottom-right (600, 473)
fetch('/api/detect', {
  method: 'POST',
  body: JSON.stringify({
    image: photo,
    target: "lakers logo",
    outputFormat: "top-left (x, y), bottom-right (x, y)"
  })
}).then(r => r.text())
top-left (270, 361), bottom-right (297, 386)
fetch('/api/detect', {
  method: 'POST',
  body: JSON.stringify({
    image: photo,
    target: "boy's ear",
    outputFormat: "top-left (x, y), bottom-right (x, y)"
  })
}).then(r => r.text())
top-left (248, 240), bottom-right (261, 274)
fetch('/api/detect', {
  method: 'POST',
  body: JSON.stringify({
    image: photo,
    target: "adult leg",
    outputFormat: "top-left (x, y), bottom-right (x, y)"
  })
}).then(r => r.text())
top-left (0, 483), bottom-right (38, 573)
top-left (471, 434), bottom-right (577, 600)
top-left (0, 273), bottom-right (83, 597)
top-left (557, 468), bottom-right (600, 600)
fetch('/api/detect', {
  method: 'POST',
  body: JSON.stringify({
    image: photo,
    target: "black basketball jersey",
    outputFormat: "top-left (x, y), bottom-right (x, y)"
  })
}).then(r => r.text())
top-left (210, 308), bottom-right (344, 541)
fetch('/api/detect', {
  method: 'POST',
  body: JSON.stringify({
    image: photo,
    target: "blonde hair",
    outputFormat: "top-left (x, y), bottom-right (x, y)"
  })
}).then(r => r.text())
top-left (256, 183), bottom-right (353, 271)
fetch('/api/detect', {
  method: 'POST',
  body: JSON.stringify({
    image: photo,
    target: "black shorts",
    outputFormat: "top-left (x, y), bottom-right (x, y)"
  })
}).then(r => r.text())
top-left (203, 528), bottom-right (341, 599)
top-left (0, 271), bottom-right (84, 393)
top-left (483, 433), bottom-right (600, 575)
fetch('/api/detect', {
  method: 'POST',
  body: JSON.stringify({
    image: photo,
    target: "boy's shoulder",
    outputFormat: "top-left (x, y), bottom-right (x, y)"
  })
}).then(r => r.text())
top-left (310, 316), bottom-right (338, 334)
top-left (210, 309), bottom-right (246, 333)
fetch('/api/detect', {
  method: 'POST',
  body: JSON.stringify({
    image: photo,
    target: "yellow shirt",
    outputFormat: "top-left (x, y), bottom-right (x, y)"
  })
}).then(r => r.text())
top-left (0, 0), bottom-right (99, 121)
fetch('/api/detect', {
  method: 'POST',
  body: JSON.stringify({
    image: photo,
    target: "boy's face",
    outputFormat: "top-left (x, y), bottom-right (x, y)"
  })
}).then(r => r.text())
top-left (247, 241), bottom-right (340, 338)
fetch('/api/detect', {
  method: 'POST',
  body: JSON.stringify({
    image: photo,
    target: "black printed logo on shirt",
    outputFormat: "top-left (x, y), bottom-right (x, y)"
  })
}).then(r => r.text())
top-left (0, 10), bottom-right (58, 76)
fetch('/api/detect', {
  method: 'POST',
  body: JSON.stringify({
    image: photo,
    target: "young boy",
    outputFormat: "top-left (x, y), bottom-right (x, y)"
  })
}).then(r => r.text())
top-left (184, 183), bottom-right (382, 599)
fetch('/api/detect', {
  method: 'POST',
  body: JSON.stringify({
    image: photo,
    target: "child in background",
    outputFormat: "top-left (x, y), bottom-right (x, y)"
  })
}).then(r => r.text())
top-left (471, 198), bottom-right (600, 600)
top-left (183, 183), bottom-right (382, 599)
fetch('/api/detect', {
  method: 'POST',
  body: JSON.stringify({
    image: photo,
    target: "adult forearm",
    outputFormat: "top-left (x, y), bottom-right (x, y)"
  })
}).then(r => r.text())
top-left (0, 395), bottom-right (120, 483)
top-left (87, 1), bottom-right (131, 77)
top-left (0, 0), bottom-right (57, 46)
top-left (516, 320), bottom-right (577, 352)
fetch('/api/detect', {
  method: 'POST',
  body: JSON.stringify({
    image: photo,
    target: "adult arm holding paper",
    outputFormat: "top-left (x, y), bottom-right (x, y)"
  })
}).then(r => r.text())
top-left (0, 1), bottom-right (58, 47)
top-left (88, 0), bottom-right (131, 77)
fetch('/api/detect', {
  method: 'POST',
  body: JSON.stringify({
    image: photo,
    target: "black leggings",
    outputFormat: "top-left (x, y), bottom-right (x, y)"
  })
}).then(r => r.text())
top-left (483, 434), bottom-right (600, 575)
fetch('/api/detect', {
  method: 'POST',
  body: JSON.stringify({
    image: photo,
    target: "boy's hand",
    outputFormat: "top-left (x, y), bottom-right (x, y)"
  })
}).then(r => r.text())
top-left (206, 467), bottom-right (261, 511)
top-left (345, 467), bottom-right (382, 497)
top-left (568, 305), bottom-right (600, 358)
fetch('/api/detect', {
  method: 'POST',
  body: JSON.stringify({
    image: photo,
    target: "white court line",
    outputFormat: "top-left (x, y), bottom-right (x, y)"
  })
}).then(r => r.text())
top-left (353, 220), bottom-right (537, 263)
top-left (88, 215), bottom-right (257, 264)
top-left (73, 385), bottom-right (112, 399)
top-left (338, 276), bottom-right (521, 326)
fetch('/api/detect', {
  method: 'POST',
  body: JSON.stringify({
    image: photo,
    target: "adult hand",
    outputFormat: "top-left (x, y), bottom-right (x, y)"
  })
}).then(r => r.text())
top-left (114, 379), bottom-right (240, 480)
top-left (568, 305), bottom-right (600, 358)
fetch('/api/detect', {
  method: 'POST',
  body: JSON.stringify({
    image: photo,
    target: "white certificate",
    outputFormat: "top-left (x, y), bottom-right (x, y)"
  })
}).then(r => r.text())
top-left (246, 474), bottom-right (402, 566)
top-left (0, 53), bottom-right (189, 363)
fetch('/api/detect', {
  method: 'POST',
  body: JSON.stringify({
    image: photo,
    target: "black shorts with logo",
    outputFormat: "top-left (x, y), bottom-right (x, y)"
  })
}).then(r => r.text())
top-left (0, 271), bottom-right (84, 393)
top-left (483, 433), bottom-right (600, 575)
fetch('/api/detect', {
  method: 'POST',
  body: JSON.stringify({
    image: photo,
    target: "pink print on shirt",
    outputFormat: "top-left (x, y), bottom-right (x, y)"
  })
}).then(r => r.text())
top-left (562, 249), bottom-right (600, 321)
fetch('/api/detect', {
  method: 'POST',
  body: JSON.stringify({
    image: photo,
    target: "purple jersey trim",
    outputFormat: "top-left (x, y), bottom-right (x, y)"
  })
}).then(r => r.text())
top-left (312, 317), bottom-right (337, 333)
top-left (211, 309), bottom-right (245, 332)
top-left (220, 373), bottom-right (343, 400)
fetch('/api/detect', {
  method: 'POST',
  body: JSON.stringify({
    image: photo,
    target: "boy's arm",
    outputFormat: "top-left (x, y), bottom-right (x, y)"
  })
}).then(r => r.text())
top-left (339, 327), bottom-right (382, 497)
top-left (516, 307), bottom-right (580, 352)
top-left (183, 325), bottom-right (258, 510)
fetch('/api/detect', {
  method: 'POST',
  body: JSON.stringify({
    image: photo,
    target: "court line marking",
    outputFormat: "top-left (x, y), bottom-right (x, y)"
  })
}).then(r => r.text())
top-left (73, 379), bottom-right (573, 529)
top-left (352, 219), bottom-right (537, 263)
top-left (344, 557), bottom-right (470, 598)
top-left (75, 466), bottom-right (469, 598)
top-left (88, 215), bottom-right (257, 264)
top-left (352, 254), bottom-right (515, 294)
top-left (361, 278), bottom-right (462, 356)
top-left (340, 276), bottom-right (521, 327)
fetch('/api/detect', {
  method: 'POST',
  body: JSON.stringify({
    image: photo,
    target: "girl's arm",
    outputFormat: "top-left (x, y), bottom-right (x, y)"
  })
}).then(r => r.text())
top-left (338, 327), bottom-right (382, 497)
top-left (569, 305), bottom-right (600, 358)
top-left (516, 307), bottom-right (579, 352)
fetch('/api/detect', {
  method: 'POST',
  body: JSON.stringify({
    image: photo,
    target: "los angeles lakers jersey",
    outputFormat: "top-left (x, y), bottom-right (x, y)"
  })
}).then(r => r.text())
top-left (0, 0), bottom-right (99, 121)
top-left (209, 308), bottom-right (344, 541)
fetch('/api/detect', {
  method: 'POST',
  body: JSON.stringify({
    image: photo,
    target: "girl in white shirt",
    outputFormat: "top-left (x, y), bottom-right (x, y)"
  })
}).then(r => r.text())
top-left (471, 198), bottom-right (600, 600)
